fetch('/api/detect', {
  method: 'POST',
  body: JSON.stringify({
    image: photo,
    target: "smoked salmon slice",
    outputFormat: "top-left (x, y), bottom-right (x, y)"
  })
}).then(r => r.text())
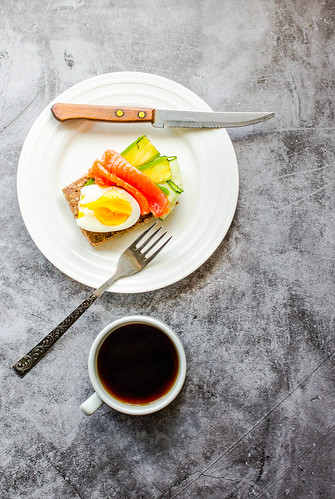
top-left (89, 160), bottom-right (150, 215)
top-left (101, 149), bottom-right (170, 218)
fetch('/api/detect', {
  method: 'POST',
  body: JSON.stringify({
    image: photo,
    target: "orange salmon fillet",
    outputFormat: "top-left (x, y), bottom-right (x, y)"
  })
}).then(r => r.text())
top-left (101, 149), bottom-right (169, 218)
top-left (89, 160), bottom-right (150, 215)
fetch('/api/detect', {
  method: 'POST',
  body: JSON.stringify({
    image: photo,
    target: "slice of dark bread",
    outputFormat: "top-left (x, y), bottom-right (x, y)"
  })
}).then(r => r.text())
top-left (62, 175), bottom-right (154, 247)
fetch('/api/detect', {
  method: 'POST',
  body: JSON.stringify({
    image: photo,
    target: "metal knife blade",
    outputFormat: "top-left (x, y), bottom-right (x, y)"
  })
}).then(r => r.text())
top-left (153, 110), bottom-right (275, 128)
top-left (51, 103), bottom-right (274, 128)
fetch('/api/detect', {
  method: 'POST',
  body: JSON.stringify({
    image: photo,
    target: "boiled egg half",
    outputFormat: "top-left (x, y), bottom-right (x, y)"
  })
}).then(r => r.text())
top-left (77, 184), bottom-right (140, 232)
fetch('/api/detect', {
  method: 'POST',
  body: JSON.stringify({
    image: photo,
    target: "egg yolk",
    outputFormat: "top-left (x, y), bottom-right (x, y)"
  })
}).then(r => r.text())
top-left (84, 190), bottom-right (132, 226)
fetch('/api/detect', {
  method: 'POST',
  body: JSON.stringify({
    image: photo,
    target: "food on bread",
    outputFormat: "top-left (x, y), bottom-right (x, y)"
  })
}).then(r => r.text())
top-left (89, 149), bottom-right (169, 217)
top-left (62, 173), bottom-right (154, 247)
top-left (62, 136), bottom-right (183, 247)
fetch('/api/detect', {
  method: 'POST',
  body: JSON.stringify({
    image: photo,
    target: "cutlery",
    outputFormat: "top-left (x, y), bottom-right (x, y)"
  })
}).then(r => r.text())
top-left (51, 103), bottom-right (274, 128)
top-left (13, 223), bottom-right (171, 378)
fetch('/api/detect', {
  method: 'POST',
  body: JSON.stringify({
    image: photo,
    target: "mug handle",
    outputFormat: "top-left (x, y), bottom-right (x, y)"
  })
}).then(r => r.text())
top-left (80, 392), bottom-right (103, 416)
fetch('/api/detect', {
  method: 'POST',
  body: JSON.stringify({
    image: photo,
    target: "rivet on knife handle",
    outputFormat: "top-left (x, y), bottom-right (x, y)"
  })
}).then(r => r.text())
top-left (51, 103), bottom-right (154, 123)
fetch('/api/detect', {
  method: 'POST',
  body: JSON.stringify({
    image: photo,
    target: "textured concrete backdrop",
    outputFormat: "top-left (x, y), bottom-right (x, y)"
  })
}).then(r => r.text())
top-left (1, 1), bottom-right (335, 498)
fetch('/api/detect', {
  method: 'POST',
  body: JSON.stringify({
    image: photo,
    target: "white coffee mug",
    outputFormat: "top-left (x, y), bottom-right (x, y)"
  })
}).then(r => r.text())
top-left (80, 316), bottom-right (186, 416)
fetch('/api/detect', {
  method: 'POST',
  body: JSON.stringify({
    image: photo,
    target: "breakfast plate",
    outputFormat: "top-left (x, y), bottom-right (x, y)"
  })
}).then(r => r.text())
top-left (17, 72), bottom-right (239, 293)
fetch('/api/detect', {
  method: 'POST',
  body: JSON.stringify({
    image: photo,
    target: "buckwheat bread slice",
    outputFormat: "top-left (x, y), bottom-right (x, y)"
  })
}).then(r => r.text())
top-left (62, 175), bottom-right (154, 247)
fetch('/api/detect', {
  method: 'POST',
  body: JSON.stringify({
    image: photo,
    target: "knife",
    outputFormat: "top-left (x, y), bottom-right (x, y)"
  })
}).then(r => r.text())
top-left (51, 103), bottom-right (274, 128)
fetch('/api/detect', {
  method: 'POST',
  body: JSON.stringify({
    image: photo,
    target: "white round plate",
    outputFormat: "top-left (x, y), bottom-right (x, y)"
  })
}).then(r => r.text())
top-left (17, 72), bottom-right (239, 293)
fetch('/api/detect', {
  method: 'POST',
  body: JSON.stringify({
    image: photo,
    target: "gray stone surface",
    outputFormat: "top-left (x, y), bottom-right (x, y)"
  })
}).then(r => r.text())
top-left (1, 0), bottom-right (334, 498)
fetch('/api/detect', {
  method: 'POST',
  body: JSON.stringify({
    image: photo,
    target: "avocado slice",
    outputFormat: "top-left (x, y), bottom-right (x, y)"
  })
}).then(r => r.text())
top-left (138, 156), bottom-right (172, 184)
top-left (121, 135), bottom-right (160, 167)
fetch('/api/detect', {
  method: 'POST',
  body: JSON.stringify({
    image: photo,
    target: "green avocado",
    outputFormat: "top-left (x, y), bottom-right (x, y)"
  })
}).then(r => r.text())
top-left (121, 136), bottom-right (183, 219)
top-left (138, 156), bottom-right (172, 184)
top-left (121, 135), bottom-right (160, 167)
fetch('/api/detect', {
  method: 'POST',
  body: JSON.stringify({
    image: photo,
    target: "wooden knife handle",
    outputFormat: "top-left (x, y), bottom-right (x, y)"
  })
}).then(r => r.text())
top-left (51, 103), bottom-right (154, 123)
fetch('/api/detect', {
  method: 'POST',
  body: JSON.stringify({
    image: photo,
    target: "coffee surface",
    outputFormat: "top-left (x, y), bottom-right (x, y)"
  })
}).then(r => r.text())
top-left (97, 323), bottom-right (179, 405)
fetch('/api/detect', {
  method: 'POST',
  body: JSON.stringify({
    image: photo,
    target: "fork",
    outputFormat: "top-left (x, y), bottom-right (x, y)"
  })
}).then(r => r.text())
top-left (13, 223), bottom-right (171, 378)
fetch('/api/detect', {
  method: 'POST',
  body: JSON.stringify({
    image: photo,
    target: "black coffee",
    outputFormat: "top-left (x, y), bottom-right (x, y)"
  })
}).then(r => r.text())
top-left (97, 323), bottom-right (179, 405)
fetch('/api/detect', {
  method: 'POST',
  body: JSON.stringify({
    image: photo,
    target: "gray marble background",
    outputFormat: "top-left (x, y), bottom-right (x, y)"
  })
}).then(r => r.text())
top-left (1, 1), bottom-right (334, 498)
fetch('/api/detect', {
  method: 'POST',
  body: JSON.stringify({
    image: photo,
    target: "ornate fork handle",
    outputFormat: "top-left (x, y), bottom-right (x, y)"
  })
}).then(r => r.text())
top-left (13, 293), bottom-right (98, 377)
top-left (12, 223), bottom-right (171, 378)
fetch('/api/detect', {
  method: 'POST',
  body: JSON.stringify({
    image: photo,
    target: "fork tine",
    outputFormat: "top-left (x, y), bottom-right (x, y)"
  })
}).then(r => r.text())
top-left (137, 226), bottom-right (162, 251)
top-left (142, 230), bottom-right (167, 255)
top-left (144, 235), bottom-right (173, 265)
top-left (127, 222), bottom-right (158, 249)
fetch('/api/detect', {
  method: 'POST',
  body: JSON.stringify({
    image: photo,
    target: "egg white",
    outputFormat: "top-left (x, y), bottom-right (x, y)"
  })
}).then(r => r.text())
top-left (76, 184), bottom-right (140, 232)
